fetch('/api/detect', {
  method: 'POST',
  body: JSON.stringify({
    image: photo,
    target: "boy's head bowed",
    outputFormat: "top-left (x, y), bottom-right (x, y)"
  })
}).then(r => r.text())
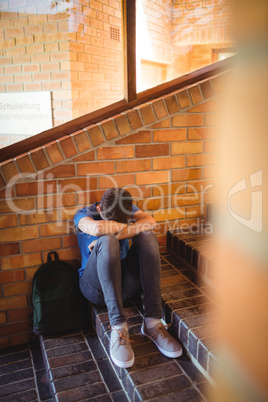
top-left (100, 187), bottom-right (133, 224)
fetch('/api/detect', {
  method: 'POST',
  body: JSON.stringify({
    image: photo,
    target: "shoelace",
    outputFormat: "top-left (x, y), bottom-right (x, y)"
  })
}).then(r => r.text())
top-left (109, 325), bottom-right (134, 349)
top-left (150, 323), bottom-right (171, 340)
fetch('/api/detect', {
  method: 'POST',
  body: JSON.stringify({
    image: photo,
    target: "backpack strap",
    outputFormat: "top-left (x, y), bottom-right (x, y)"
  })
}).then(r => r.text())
top-left (47, 251), bottom-right (59, 262)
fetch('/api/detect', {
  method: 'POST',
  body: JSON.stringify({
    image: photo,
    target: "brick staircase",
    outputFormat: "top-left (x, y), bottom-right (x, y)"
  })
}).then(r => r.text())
top-left (165, 229), bottom-right (219, 379)
top-left (0, 232), bottom-right (217, 401)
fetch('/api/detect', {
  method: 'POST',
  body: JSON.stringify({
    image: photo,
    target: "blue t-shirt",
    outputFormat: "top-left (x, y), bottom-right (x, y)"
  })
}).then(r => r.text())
top-left (74, 203), bottom-right (140, 278)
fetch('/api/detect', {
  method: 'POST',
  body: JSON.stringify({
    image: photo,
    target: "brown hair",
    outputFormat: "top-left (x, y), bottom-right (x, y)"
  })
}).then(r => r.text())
top-left (100, 187), bottom-right (133, 223)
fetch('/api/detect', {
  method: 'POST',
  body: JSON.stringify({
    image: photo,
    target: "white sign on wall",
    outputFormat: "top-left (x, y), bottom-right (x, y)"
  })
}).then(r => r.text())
top-left (0, 92), bottom-right (53, 135)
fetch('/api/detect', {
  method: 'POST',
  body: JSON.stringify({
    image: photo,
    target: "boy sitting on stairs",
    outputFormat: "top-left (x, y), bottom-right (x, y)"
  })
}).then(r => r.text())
top-left (74, 187), bottom-right (182, 368)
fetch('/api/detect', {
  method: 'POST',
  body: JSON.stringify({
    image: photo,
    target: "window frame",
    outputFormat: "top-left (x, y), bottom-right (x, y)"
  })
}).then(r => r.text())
top-left (0, 0), bottom-right (235, 163)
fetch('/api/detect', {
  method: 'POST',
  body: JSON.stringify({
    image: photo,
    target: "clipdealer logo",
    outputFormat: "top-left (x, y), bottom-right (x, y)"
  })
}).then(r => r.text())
top-left (227, 170), bottom-right (263, 232)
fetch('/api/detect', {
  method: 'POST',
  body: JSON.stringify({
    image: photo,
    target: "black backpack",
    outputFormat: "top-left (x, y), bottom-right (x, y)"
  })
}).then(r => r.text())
top-left (32, 251), bottom-right (86, 335)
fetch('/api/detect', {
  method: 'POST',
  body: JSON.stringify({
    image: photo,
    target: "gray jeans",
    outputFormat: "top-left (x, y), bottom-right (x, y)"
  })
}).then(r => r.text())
top-left (79, 231), bottom-right (162, 325)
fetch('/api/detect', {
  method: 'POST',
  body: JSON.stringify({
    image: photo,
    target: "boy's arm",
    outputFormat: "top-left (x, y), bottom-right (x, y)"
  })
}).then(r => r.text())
top-left (116, 210), bottom-right (156, 240)
top-left (78, 216), bottom-right (127, 237)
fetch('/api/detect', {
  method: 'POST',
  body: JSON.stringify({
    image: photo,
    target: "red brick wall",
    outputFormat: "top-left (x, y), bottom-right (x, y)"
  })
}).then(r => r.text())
top-left (0, 73), bottom-right (225, 347)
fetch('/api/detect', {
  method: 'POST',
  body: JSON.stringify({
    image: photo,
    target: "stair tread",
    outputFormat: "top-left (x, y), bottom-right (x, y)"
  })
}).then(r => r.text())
top-left (94, 310), bottom-right (209, 401)
top-left (167, 229), bottom-right (218, 286)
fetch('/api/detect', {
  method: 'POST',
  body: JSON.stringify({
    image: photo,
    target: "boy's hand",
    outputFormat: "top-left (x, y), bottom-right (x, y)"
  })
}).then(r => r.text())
top-left (88, 239), bottom-right (98, 252)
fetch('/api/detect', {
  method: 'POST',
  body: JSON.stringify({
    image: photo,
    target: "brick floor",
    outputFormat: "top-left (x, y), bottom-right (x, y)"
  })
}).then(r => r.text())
top-left (0, 342), bottom-right (52, 401)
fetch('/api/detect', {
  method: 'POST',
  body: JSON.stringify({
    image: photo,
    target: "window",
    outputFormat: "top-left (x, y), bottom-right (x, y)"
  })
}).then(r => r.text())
top-left (212, 48), bottom-right (236, 62)
top-left (138, 60), bottom-right (167, 92)
top-left (0, 0), bottom-right (235, 151)
top-left (136, 0), bottom-right (235, 93)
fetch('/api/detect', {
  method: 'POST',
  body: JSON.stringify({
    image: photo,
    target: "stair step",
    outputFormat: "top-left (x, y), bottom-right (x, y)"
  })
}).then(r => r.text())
top-left (93, 305), bottom-right (209, 401)
top-left (35, 251), bottom-right (217, 401)
top-left (160, 251), bottom-right (218, 384)
top-left (37, 321), bottom-right (210, 402)
top-left (167, 229), bottom-right (218, 286)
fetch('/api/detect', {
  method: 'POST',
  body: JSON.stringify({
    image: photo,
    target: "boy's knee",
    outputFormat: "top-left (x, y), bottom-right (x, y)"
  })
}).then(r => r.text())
top-left (98, 234), bottom-right (119, 249)
top-left (136, 231), bottom-right (156, 239)
top-left (135, 231), bottom-right (158, 247)
top-left (94, 235), bottom-right (120, 263)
